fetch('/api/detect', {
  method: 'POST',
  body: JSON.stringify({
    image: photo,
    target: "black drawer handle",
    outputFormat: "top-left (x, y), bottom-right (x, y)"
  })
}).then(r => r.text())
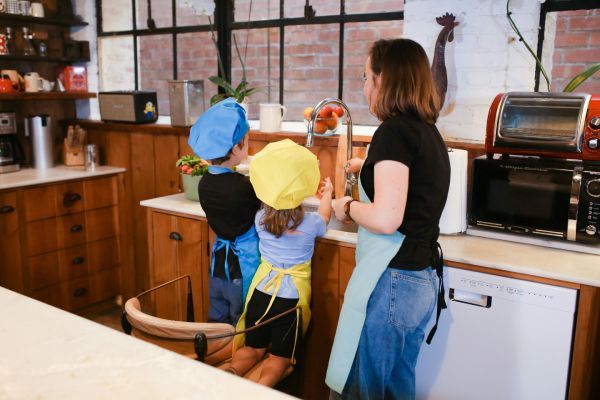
top-left (0, 205), bottom-right (15, 214)
top-left (73, 287), bottom-right (87, 297)
top-left (169, 231), bottom-right (182, 241)
top-left (70, 224), bottom-right (83, 233)
top-left (63, 193), bottom-right (82, 207)
top-left (72, 256), bottom-right (85, 265)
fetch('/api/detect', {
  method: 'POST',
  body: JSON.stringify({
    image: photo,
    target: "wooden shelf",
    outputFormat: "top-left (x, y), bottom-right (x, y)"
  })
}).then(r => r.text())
top-left (0, 55), bottom-right (90, 63)
top-left (0, 13), bottom-right (87, 27)
top-left (0, 92), bottom-right (96, 100)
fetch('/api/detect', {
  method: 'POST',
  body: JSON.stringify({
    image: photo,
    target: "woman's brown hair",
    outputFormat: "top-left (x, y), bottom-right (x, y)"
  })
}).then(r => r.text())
top-left (260, 204), bottom-right (304, 238)
top-left (369, 38), bottom-right (440, 124)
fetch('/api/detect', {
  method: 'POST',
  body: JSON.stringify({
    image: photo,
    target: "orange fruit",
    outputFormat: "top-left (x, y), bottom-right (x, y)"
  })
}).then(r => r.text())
top-left (314, 121), bottom-right (328, 134)
top-left (318, 105), bottom-right (333, 118)
top-left (303, 107), bottom-right (314, 120)
top-left (324, 114), bottom-right (338, 130)
top-left (332, 105), bottom-right (344, 118)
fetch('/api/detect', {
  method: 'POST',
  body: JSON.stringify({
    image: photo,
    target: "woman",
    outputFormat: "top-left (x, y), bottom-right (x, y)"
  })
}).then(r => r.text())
top-left (326, 38), bottom-right (451, 399)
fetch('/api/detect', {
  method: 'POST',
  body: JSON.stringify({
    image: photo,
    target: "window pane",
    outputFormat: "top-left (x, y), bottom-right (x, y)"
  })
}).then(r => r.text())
top-left (283, 24), bottom-right (339, 122)
top-left (547, 9), bottom-right (600, 93)
top-left (284, 0), bottom-right (340, 18)
top-left (98, 36), bottom-right (135, 91)
top-left (231, 28), bottom-right (281, 120)
top-left (101, 0), bottom-right (133, 32)
top-left (138, 35), bottom-right (173, 116)
top-left (343, 20), bottom-right (403, 125)
top-left (136, 0), bottom-right (173, 29)
top-left (177, 32), bottom-right (219, 112)
top-left (176, 0), bottom-right (215, 26)
top-left (345, 0), bottom-right (403, 14)
top-left (234, 0), bottom-right (279, 21)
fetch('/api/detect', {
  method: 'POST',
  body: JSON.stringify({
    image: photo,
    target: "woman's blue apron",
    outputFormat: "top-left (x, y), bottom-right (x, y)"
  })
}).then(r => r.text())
top-left (325, 176), bottom-right (405, 393)
top-left (207, 165), bottom-right (260, 302)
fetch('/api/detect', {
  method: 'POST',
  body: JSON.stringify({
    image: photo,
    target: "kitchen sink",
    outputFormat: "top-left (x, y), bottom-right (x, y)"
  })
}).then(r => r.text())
top-left (303, 196), bottom-right (359, 234)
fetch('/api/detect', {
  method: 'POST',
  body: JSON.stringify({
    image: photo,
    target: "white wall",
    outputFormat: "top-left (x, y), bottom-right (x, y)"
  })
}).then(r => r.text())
top-left (404, 0), bottom-right (544, 142)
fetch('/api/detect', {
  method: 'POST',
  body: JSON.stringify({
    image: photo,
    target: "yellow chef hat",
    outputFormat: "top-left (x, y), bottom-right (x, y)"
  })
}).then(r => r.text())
top-left (250, 139), bottom-right (320, 210)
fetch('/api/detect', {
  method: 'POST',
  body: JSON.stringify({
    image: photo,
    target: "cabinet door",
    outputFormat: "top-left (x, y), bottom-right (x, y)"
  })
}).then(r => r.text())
top-left (338, 246), bottom-right (356, 310)
top-left (302, 241), bottom-right (341, 400)
top-left (149, 211), bottom-right (180, 320)
top-left (0, 191), bottom-right (22, 292)
top-left (176, 217), bottom-right (207, 322)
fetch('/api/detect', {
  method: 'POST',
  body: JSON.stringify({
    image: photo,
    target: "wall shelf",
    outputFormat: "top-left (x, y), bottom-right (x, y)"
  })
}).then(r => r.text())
top-left (0, 55), bottom-right (90, 63)
top-left (0, 92), bottom-right (96, 100)
top-left (0, 13), bottom-right (87, 27)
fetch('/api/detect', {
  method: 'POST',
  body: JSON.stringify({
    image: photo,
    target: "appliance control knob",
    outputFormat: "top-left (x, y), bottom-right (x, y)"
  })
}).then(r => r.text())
top-left (587, 179), bottom-right (600, 198)
top-left (588, 138), bottom-right (599, 149)
top-left (585, 225), bottom-right (597, 236)
top-left (591, 117), bottom-right (600, 130)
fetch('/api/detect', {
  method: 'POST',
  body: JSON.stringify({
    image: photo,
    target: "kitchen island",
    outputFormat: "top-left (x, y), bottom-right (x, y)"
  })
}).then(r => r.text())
top-left (140, 193), bottom-right (600, 400)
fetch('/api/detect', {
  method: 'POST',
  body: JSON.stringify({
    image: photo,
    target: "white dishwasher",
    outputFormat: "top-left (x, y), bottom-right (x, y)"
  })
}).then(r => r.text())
top-left (415, 266), bottom-right (577, 400)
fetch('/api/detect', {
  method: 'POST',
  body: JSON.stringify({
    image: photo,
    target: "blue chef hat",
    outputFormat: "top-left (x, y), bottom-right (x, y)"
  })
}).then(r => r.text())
top-left (188, 98), bottom-right (249, 160)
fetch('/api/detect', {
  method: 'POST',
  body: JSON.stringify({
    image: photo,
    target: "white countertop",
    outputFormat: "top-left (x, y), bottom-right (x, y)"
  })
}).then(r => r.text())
top-left (0, 287), bottom-right (296, 400)
top-left (0, 165), bottom-right (126, 190)
top-left (141, 193), bottom-right (600, 287)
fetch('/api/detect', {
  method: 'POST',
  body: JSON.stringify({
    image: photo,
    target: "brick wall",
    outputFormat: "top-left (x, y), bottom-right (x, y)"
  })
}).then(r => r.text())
top-left (551, 9), bottom-right (600, 93)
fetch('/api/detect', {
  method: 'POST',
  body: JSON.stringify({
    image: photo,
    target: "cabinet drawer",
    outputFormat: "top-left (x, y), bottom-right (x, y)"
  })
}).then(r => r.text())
top-left (30, 285), bottom-right (64, 309)
top-left (89, 268), bottom-right (119, 304)
top-left (84, 176), bottom-right (117, 210)
top-left (0, 191), bottom-right (18, 229)
top-left (58, 212), bottom-right (87, 249)
top-left (86, 207), bottom-right (117, 242)
top-left (28, 252), bottom-right (60, 290)
top-left (87, 237), bottom-right (119, 274)
top-left (55, 181), bottom-right (84, 216)
top-left (26, 218), bottom-right (59, 255)
top-left (62, 277), bottom-right (91, 311)
top-left (22, 185), bottom-right (56, 221)
top-left (59, 245), bottom-right (88, 281)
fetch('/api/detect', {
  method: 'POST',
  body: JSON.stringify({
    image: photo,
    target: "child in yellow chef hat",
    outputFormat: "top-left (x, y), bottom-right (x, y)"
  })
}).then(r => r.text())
top-left (228, 139), bottom-right (333, 386)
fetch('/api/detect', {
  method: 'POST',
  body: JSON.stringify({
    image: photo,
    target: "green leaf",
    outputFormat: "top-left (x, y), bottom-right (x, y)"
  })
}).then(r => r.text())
top-left (210, 93), bottom-right (227, 105)
top-left (563, 63), bottom-right (600, 92)
top-left (208, 76), bottom-right (235, 94)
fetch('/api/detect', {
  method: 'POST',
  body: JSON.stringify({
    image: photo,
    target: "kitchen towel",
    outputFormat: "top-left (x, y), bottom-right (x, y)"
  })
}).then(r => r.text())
top-left (439, 148), bottom-right (468, 235)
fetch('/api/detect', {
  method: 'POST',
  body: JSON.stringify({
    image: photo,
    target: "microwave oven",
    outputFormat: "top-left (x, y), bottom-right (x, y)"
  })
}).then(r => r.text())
top-left (470, 156), bottom-right (600, 244)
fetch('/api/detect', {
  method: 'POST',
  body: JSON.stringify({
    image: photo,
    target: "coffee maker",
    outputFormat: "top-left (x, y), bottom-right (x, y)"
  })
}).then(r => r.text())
top-left (0, 112), bottom-right (24, 173)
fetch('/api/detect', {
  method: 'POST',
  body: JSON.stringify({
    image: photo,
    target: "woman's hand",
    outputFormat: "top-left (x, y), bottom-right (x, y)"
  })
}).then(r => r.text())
top-left (344, 158), bottom-right (365, 174)
top-left (333, 196), bottom-right (353, 223)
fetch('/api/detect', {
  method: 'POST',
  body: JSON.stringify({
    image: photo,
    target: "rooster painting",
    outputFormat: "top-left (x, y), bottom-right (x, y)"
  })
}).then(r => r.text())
top-left (431, 13), bottom-right (459, 109)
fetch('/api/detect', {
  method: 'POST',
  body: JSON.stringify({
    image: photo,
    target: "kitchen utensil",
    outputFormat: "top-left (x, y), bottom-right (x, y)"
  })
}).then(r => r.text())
top-left (259, 103), bottom-right (286, 133)
top-left (0, 34), bottom-right (8, 55)
top-left (0, 75), bottom-right (15, 93)
top-left (55, 78), bottom-right (65, 92)
top-left (62, 66), bottom-right (87, 92)
top-left (25, 114), bottom-right (54, 170)
top-left (6, 0), bottom-right (19, 14)
top-left (5, 27), bottom-right (16, 55)
top-left (0, 132), bottom-right (24, 173)
top-left (85, 144), bottom-right (98, 171)
top-left (36, 40), bottom-right (47, 56)
top-left (0, 113), bottom-right (17, 135)
top-left (21, 27), bottom-right (36, 56)
top-left (41, 78), bottom-right (54, 92)
top-left (168, 80), bottom-right (205, 127)
top-left (29, 2), bottom-right (43, 17)
top-left (24, 72), bottom-right (43, 92)
top-left (17, 0), bottom-right (29, 15)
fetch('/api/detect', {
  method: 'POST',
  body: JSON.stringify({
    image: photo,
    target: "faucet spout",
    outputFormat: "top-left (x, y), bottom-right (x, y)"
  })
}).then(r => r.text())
top-left (305, 98), bottom-right (356, 197)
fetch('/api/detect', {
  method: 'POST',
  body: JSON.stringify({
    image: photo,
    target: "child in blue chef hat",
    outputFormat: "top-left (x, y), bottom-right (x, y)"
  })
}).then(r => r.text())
top-left (188, 98), bottom-right (261, 325)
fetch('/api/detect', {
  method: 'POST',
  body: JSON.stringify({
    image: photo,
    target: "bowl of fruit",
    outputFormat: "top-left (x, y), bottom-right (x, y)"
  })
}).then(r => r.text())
top-left (303, 104), bottom-right (345, 135)
top-left (177, 155), bottom-right (209, 201)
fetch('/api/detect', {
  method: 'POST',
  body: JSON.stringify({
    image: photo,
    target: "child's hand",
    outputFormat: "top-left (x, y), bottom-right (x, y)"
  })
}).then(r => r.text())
top-left (318, 177), bottom-right (333, 198)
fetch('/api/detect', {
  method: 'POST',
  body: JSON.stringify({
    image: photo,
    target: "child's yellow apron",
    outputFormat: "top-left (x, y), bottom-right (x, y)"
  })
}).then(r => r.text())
top-left (233, 257), bottom-right (312, 364)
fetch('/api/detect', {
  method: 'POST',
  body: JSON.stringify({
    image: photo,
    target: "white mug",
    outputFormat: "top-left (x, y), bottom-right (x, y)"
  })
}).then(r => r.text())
top-left (259, 103), bottom-right (287, 133)
top-left (41, 78), bottom-right (54, 92)
top-left (29, 2), bottom-right (43, 17)
top-left (24, 72), bottom-right (43, 92)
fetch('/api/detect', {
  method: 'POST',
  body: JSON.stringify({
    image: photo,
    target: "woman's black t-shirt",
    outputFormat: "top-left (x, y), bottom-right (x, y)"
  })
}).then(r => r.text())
top-left (360, 113), bottom-right (450, 270)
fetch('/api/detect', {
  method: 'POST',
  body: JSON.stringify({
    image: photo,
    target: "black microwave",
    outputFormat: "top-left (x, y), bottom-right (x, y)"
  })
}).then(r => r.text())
top-left (470, 156), bottom-right (600, 244)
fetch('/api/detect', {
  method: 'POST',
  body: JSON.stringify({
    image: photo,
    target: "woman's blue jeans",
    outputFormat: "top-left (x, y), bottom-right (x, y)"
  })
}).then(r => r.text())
top-left (337, 267), bottom-right (438, 400)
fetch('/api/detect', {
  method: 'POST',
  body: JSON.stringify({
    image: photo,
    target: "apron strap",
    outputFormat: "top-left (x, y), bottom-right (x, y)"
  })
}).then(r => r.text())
top-left (211, 238), bottom-right (240, 282)
top-left (255, 265), bottom-right (309, 325)
top-left (426, 241), bottom-right (446, 345)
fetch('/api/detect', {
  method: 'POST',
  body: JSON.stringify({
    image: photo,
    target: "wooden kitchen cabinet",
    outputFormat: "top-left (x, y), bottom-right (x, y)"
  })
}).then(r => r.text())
top-left (0, 174), bottom-right (122, 313)
top-left (0, 191), bottom-right (23, 292)
top-left (147, 209), bottom-right (209, 323)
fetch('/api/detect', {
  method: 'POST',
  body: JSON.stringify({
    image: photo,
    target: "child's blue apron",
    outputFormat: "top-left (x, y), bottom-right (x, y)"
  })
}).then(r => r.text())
top-left (207, 165), bottom-right (260, 303)
top-left (325, 176), bottom-right (405, 393)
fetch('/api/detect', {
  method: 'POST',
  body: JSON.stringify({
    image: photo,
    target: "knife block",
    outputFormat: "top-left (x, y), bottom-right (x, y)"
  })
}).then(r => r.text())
top-left (62, 139), bottom-right (85, 166)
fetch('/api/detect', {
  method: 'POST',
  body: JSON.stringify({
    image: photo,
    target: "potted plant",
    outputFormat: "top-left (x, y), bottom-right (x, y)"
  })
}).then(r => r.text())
top-left (177, 155), bottom-right (209, 201)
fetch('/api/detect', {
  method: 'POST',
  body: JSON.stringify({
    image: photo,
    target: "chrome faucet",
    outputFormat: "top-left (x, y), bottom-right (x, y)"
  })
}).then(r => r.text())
top-left (306, 98), bottom-right (357, 197)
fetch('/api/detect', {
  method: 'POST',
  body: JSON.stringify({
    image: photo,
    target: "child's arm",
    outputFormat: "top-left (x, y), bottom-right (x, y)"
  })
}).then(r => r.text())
top-left (318, 177), bottom-right (333, 224)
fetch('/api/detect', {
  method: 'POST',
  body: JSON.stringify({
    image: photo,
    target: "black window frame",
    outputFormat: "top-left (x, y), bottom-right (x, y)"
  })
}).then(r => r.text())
top-left (535, 0), bottom-right (600, 91)
top-left (96, 0), bottom-right (404, 106)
